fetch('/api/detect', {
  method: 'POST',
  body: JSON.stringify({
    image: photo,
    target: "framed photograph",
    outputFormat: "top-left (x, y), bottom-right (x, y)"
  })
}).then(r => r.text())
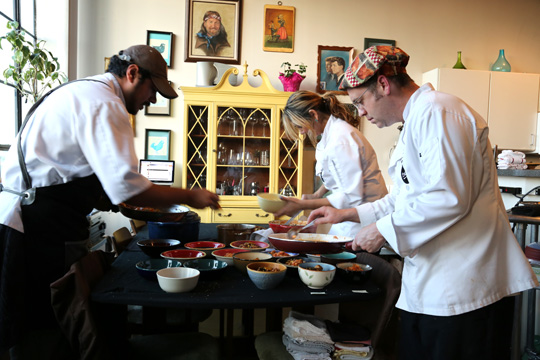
top-left (185, 0), bottom-right (242, 64)
top-left (316, 45), bottom-right (354, 94)
top-left (105, 57), bottom-right (136, 134)
top-left (263, 4), bottom-right (295, 53)
top-left (363, 38), bottom-right (396, 50)
top-left (145, 81), bottom-right (172, 116)
top-left (147, 30), bottom-right (173, 67)
top-left (145, 129), bottom-right (171, 160)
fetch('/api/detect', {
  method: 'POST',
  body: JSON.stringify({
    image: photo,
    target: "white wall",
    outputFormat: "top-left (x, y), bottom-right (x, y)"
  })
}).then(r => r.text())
top-left (74, 0), bottom-right (540, 187)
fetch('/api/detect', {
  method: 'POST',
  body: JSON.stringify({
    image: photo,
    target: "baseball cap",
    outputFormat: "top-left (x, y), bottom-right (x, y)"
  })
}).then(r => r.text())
top-left (339, 46), bottom-right (409, 90)
top-left (118, 45), bottom-right (178, 99)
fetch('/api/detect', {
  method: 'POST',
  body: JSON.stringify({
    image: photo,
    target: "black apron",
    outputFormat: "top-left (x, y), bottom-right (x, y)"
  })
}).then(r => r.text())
top-left (0, 79), bottom-right (109, 353)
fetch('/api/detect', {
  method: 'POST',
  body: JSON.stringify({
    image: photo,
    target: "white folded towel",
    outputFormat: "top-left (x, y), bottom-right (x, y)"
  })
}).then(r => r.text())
top-left (497, 150), bottom-right (528, 169)
top-left (250, 228), bottom-right (274, 242)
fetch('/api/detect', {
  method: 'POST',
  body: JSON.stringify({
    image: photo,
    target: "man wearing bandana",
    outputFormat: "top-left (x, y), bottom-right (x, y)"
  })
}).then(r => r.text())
top-left (194, 10), bottom-right (231, 57)
top-left (308, 46), bottom-right (538, 360)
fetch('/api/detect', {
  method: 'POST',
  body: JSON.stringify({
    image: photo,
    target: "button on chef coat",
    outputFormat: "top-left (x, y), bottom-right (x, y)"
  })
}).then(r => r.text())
top-left (356, 84), bottom-right (538, 316)
top-left (0, 73), bottom-right (153, 233)
top-left (315, 115), bottom-right (387, 237)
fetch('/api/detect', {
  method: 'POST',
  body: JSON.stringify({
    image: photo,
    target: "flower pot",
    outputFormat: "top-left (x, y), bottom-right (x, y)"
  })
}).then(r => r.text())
top-left (279, 72), bottom-right (305, 92)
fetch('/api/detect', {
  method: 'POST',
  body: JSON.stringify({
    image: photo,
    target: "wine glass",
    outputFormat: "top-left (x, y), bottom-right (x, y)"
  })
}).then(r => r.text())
top-left (260, 114), bottom-right (269, 137)
top-left (228, 110), bottom-right (240, 136)
top-left (248, 113), bottom-right (258, 137)
top-left (217, 110), bottom-right (228, 135)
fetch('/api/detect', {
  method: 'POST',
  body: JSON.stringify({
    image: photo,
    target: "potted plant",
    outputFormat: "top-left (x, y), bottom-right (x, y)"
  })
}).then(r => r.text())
top-left (279, 62), bottom-right (307, 92)
top-left (0, 20), bottom-right (66, 103)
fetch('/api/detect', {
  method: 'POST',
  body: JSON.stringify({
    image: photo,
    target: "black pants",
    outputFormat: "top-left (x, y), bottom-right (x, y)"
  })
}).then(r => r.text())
top-left (399, 296), bottom-right (515, 360)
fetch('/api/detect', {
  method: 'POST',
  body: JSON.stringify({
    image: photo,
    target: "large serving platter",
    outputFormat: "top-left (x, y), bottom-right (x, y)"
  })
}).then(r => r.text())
top-left (267, 233), bottom-right (353, 254)
top-left (118, 203), bottom-right (190, 222)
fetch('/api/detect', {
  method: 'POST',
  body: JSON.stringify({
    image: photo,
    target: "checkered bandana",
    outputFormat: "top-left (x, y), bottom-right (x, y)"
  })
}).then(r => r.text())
top-left (339, 46), bottom-right (409, 90)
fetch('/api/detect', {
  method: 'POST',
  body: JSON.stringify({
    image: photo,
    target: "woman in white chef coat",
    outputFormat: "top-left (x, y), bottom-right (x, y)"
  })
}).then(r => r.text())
top-left (274, 90), bottom-right (387, 237)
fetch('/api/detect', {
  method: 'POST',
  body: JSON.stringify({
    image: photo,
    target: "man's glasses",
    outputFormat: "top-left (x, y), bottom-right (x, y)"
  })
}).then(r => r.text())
top-left (351, 87), bottom-right (370, 109)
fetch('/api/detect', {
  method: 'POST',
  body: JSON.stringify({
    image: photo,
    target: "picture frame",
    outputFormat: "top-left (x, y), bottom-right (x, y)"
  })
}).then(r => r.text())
top-left (262, 4), bottom-right (295, 53)
top-left (147, 30), bottom-right (173, 67)
top-left (145, 129), bottom-right (171, 160)
top-left (145, 81), bottom-right (172, 116)
top-left (316, 45), bottom-right (354, 94)
top-left (105, 57), bottom-right (136, 134)
top-left (184, 0), bottom-right (242, 64)
top-left (363, 38), bottom-right (396, 50)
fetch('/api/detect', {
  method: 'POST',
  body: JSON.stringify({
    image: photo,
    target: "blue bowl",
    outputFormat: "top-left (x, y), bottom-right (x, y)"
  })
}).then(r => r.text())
top-left (321, 251), bottom-right (357, 265)
top-left (183, 259), bottom-right (228, 279)
top-left (246, 262), bottom-right (287, 290)
top-left (135, 259), bottom-right (183, 281)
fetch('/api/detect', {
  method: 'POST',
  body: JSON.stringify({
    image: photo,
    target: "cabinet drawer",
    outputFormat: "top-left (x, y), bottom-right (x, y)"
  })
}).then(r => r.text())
top-left (212, 208), bottom-right (273, 223)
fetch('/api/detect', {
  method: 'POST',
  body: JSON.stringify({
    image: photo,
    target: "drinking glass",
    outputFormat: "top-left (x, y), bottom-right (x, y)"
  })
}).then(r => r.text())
top-left (248, 114), bottom-right (258, 136)
top-left (228, 149), bottom-right (237, 165)
top-left (260, 114), bottom-right (269, 137)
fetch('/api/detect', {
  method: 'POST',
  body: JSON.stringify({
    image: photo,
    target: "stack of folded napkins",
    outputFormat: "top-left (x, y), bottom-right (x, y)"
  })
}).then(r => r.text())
top-left (325, 321), bottom-right (373, 360)
top-left (250, 228), bottom-right (274, 243)
top-left (497, 150), bottom-right (528, 170)
top-left (282, 311), bottom-right (335, 360)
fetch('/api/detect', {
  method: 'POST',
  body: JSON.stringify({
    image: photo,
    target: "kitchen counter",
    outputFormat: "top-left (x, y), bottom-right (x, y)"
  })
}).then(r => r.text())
top-left (498, 169), bottom-right (540, 177)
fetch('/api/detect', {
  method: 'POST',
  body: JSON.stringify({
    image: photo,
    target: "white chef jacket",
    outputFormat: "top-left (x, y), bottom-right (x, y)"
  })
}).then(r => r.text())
top-left (356, 84), bottom-right (538, 316)
top-left (316, 115), bottom-right (387, 237)
top-left (0, 73), bottom-right (153, 233)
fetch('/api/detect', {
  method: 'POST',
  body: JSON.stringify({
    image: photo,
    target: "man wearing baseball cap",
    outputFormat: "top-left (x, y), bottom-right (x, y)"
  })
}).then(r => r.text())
top-left (0, 44), bottom-right (219, 358)
top-left (308, 46), bottom-right (538, 359)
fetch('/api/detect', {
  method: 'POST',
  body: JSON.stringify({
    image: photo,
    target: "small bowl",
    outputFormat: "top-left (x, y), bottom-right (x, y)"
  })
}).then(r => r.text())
top-left (321, 252), bottom-right (357, 265)
top-left (268, 219), bottom-right (317, 234)
top-left (230, 240), bottom-right (270, 252)
top-left (232, 251), bottom-right (273, 274)
top-left (298, 262), bottom-right (336, 289)
top-left (156, 267), bottom-right (200, 293)
top-left (212, 248), bottom-right (252, 266)
top-left (137, 239), bottom-right (182, 258)
top-left (257, 193), bottom-right (285, 213)
top-left (247, 262), bottom-right (287, 290)
top-left (336, 262), bottom-right (372, 284)
top-left (264, 248), bottom-right (299, 260)
top-left (276, 256), bottom-right (316, 276)
top-left (184, 241), bottom-right (226, 256)
top-left (183, 259), bottom-right (228, 279)
top-left (135, 259), bottom-right (182, 281)
top-left (161, 249), bottom-right (206, 263)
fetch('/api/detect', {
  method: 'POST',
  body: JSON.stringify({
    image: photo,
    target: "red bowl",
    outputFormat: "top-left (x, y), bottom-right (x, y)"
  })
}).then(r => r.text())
top-left (268, 220), bottom-right (317, 234)
top-left (161, 249), bottom-right (206, 262)
top-left (267, 233), bottom-right (353, 254)
top-left (229, 240), bottom-right (269, 251)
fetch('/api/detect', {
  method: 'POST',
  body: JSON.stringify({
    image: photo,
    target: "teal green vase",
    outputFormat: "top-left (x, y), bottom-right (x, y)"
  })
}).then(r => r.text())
top-left (491, 49), bottom-right (511, 72)
top-left (452, 51), bottom-right (466, 69)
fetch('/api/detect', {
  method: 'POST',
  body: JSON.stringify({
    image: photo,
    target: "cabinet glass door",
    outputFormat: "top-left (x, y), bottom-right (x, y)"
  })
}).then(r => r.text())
top-left (186, 105), bottom-right (208, 190)
top-left (278, 108), bottom-right (299, 196)
top-left (215, 106), bottom-right (271, 197)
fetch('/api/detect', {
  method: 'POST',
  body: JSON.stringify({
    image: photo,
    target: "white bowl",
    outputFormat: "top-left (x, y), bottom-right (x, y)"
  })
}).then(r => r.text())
top-left (298, 262), bottom-right (336, 289)
top-left (156, 267), bottom-right (200, 293)
top-left (257, 193), bottom-right (285, 213)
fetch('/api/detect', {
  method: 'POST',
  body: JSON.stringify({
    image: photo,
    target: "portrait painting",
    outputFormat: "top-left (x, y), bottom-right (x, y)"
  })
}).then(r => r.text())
top-left (316, 45), bottom-right (354, 94)
top-left (185, 0), bottom-right (242, 64)
top-left (263, 4), bottom-right (295, 53)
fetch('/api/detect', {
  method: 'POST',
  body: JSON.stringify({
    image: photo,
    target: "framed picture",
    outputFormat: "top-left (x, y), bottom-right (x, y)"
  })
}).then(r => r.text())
top-left (363, 38), bottom-right (396, 50)
top-left (105, 57), bottom-right (136, 134)
top-left (145, 81), bottom-right (172, 116)
top-left (145, 129), bottom-right (171, 160)
top-left (262, 4), bottom-right (295, 53)
top-left (316, 45), bottom-right (354, 94)
top-left (185, 0), bottom-right (242, 64)
top-left (147, 30), bottom-right (173, 67)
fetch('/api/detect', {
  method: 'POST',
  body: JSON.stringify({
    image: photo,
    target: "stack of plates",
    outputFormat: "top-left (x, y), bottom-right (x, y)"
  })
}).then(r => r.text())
top-left (525, 242), bottom-right (540, 261)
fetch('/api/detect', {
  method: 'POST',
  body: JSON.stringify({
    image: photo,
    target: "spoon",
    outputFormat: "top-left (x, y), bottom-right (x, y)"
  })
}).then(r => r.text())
top-left (284, 210), bottom-right (302, 226)
top-left (287, 220), bottom-right (316, 239)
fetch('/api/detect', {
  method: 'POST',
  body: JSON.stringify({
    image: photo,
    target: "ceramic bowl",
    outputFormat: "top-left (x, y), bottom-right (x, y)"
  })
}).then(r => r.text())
top-left (267, 233), bottom-right (353, 254)
top-left (184, 241), bottom-right (226, 256)
top-left (246, 262), bottom-right (287, 290)
top-left (136, 239), bottom-right (182, 258)
top-left (229, 240), bottom-right (270, 252)
top-left (336, 262), bottom-right (372, 284)
top-left (183, 259), bottom-right (228, 279)
top-left (321, 252), bottom-right (357, 265)
top-left (232, 251), bottom-right (273, 274)
top-left (298, 262), bottom-right (336, 289)
top-left (264, 248), bottom-right (299, 261)
top-left (257, 193), bottom-right (285, 213)
top-left (277, 256), bottom-right (316, 276)
top-left (211, 248), bottom-right (252, 266)
top-left (160, 249), bottom-right (206, 263)
top-left (156, 267), bottom-right (200, 293)
top-left (135, 259), bottom-right (182, 281)
top-left (268, 219), bottom-right (317, 234)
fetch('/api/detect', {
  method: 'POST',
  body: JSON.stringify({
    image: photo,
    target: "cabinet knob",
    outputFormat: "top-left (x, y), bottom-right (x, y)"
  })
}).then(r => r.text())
top-left (218, 213), bottom-right (232, 217)
top-left (255, 213), bottom-right (269, 218)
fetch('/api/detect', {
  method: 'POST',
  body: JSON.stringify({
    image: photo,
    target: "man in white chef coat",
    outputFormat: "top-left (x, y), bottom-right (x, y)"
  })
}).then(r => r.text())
top-left (308, 45), bottom-right (539, 360)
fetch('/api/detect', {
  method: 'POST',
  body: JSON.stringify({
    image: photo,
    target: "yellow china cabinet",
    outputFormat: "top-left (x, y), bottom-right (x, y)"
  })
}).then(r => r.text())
top-left (180, 64), bottom-right (303, 223)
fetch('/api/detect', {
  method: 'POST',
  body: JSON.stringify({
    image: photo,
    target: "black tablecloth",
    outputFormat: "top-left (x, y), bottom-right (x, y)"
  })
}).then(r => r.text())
top-left (91, 228), bottom-right (380, 309)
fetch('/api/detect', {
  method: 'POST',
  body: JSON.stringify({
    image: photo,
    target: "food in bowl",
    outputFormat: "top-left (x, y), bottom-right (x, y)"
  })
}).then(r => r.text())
top-left (268, 219), bottom-right (317, 234)
top-left (277, 256), bottom-right (316, 276)
top-left (212, 248), bottom-right (252, 266)
top-left (336, 262), bottom-right (372, 284)
top-left (246, 262), bottom-right (287, 290)
top-left (232, 251), bottom-right (273, 274)
top-left (267, 233), bottom-right (353, 254)
top-left (298, 262), bottom-right (336, 289)
top-left (230, 240), bottom-right (269, 251)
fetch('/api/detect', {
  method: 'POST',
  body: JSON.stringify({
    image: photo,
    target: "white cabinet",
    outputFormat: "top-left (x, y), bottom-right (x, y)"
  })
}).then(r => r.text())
top-left (422, 68), bottom-right (540, 151)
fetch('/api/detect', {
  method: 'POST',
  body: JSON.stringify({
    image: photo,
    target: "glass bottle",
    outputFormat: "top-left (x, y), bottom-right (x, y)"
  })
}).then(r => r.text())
top-left (491, 49), bottom-right (511, 72)
top-left (452, 51), bottom-right (466, 69)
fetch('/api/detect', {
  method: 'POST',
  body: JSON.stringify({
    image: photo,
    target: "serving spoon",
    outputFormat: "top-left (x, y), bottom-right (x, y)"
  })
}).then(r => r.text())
top-left (287, 219), bottom-right (316, 239)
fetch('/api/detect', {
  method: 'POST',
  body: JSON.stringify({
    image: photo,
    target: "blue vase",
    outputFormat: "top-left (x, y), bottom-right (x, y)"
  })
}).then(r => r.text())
top-left (491, 49), bottom-right (511, 72)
